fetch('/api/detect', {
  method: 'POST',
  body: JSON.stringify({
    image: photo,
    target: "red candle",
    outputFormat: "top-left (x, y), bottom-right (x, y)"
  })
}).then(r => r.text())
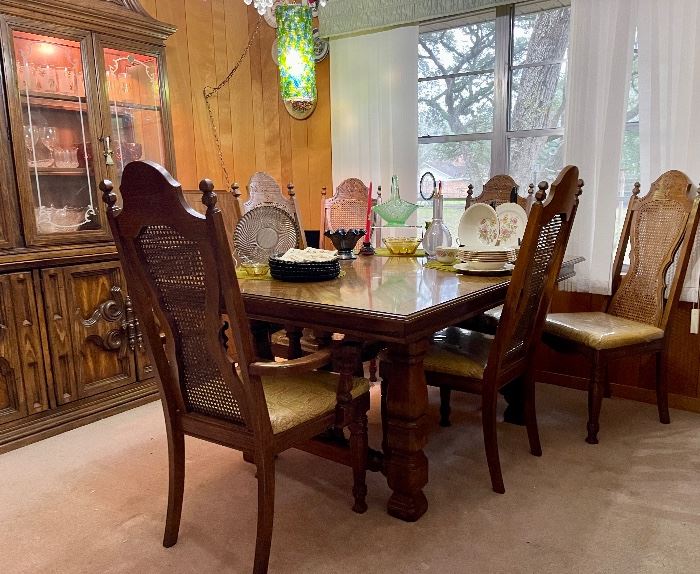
top-left (364, 181), bottom-right (373, 239)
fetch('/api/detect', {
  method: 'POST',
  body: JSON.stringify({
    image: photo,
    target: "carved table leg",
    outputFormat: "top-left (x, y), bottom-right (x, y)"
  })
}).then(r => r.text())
top-left (381, 339), bottom-right (429, 522)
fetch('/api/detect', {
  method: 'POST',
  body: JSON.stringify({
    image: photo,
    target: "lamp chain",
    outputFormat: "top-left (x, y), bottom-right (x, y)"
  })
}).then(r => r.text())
top-left (203, 15), bottom-right (264, 188)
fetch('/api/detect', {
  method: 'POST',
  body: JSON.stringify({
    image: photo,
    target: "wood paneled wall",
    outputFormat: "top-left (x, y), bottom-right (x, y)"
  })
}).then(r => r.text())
top-left (536, 291), bottom-right (700, 413)
top-left (140, 0), bottom-right (331, 231)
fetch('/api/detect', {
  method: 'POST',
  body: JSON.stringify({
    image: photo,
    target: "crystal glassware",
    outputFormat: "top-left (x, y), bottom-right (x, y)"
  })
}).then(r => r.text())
top-left (372, 175), bottom-right (418, 226)
top-left (40, 126), bottom-right (59, 167)
top-left (423, 189), bottom-right (453, 257)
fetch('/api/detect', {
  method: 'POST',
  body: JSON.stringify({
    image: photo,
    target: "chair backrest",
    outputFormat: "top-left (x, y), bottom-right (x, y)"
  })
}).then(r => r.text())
top-left (242, 171), bottom-right (306, 249)
top-left (487, 165), bottom-right (582, 380)
top-left (322, 178), bottom-right (369, 233)
top-left (608, 170), bottom-right (699, 330)
top-left (101, 161), bottom-right (272, 439)
top-left (466, 174), bottom-right (532, 212)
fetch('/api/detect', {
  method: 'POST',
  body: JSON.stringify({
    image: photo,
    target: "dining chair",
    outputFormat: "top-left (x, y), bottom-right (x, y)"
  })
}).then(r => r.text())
top-left (542, 170), bottom-right (700, 445)
top-left (319, 178), bottom-right (381, 380)
top-left (321, 178), bottom-right (369, 235)
top-left (465, 174), bottom-right (535, 214)
top-left (381, 166), bottom-right (582, 494)
top-left (100, 161), bottom-right (370, 574)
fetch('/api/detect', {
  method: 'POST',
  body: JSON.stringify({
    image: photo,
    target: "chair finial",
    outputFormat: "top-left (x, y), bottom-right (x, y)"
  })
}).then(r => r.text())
top-left (467, 183), bottom-right (474, 197)
top-left (99, 180), bottom-right (119, 214)
top-left (231, 182), bottom-right (241, 198)
top-left (322, 186), bottom-right (327, 197)
top-left (576, 179), bottom-right (584, 197)
top-left (528, 183), bottom-right (535, 196)
top-left (287, 182), bottom-right (295, 197)
top-left (536, 181), bottom-right (549, 203)
top-left (200, 179), bottom-right (218, 213)
top-left (632, 181), bottom-right (641, 197)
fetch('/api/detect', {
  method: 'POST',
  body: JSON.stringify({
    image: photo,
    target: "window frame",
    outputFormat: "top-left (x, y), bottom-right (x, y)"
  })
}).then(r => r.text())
top-left (418, 1), bottom-right (570, 182)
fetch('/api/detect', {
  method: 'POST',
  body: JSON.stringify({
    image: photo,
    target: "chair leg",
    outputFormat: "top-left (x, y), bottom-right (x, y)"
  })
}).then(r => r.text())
top-left (586, 360), bottom-right (605, 445)
top-left (349, 404), bottom-right (369, 514)
top-left (482, 387), bottom-right (505, 494)
top-left (439, 387), bottom-right (452, 427)
top-left (163, 427), bottom-right (185, 548)
top-left (524, 371), bottom-right (542, 457)
top-left (655, 351), bottom-right (670, 424)
top-left (369, 358), bottom-right (378, 383)
top-left (253, 454), bottom-right (276, 574)
top-left (380, 378), bottom-right (388, 454)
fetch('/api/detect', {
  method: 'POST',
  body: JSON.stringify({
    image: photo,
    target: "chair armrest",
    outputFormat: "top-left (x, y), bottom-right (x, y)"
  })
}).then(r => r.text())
top-left (249, 348), bottom-right (332, 377)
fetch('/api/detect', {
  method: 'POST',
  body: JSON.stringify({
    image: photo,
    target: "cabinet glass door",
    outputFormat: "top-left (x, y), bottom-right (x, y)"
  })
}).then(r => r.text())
top-left (7, 30), bottom-right (108, 244)
top-left (100, 45), bottom-right (169, 182)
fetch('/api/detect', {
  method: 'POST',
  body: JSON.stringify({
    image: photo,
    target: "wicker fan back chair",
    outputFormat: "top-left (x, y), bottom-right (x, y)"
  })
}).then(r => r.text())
top-left (393, 165), bottom-right (582, 494)
top-left (465, 174), bottom-right (534, 214)
top-left (101, 161), bottom-right (370, 574)
top-left (543, 170), bottom-right (700, 444)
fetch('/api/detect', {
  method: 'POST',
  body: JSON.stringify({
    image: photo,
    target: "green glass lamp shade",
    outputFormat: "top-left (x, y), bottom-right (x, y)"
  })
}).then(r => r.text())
top-left (276, 4), bottom-right (317, 119)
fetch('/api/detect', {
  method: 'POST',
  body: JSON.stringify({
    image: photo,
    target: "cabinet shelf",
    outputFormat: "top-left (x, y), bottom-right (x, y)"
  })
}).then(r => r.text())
top-left (32, 167), bottom-right (88, 176)
top-left (21, 90), bottom-right (161, 113)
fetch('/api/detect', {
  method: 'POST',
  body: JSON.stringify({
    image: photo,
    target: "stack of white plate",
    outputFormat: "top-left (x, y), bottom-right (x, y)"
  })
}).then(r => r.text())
top-left (457, 245), bottom-right (517, 270)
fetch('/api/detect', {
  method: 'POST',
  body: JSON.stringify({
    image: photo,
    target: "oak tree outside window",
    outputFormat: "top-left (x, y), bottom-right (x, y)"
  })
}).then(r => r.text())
top-left (418, 1), bottom-right (570, 233)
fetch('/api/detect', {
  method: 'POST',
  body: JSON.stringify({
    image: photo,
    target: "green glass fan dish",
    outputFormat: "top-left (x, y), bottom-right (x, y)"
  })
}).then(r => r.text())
top-left (372, 175), bottom-right (418, 226)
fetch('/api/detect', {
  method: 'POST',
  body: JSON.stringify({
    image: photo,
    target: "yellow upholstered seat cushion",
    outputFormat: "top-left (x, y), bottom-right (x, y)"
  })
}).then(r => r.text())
top-left (423, 327), bottom-right (493, 380)
top-left (263, 371), bottom-right (369, 434)
top-left (544, 311), bottom-right (664, 350)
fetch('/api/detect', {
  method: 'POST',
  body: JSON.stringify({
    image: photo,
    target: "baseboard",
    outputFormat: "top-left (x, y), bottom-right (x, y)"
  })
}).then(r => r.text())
top-left (0, 381), bottom-right (159, 454)
top-left (537, 370), bottom-right (700, 415)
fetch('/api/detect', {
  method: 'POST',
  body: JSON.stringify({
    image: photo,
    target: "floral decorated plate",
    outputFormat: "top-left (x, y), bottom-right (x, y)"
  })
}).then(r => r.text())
top-left (454, 262), bottom-right (514, 276)
top-left (495, 203), bottom-right (527, 248)
top-left (458, 203), bottom-right (498, 246)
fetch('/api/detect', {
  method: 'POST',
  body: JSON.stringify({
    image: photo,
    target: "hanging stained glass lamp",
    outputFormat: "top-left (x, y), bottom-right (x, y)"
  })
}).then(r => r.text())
top-left (276, 3), bottom-right (317, 119)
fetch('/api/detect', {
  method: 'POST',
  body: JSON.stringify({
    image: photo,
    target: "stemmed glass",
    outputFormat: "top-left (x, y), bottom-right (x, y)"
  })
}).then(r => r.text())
top-left (40, 127), bottom-right (59, 167)
top-left (23, 125), bottom-right (40, 168)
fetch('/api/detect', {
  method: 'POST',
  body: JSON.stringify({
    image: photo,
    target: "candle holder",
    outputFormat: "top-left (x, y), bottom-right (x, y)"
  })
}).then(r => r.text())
top-left (359, 240), bottom-right (375, 256)
top-left (324, 228), bottom-right (365, 260)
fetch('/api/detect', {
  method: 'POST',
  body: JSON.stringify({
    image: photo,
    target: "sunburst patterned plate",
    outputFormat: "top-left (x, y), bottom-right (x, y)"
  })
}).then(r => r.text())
top-left (234, 206), bottom-right (299, 264)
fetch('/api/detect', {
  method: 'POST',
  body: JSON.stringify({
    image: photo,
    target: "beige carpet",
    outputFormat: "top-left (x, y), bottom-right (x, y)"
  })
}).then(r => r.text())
top-left (2, 384), bottom-right (700, 574)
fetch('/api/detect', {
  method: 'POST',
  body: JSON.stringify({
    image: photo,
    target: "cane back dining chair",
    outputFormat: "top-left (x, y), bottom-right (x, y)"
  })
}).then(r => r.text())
top-left (465, 174), bottom-right (535, 214)
top-left (319, 178), bottom-right (382, 378)
top-left (322, 177), bottom-right (369, 234)
top-left (542, 170), bottom-right (700, 445)
top-left (381, 166), bottom-right (582, 494)
top-left (100, 161), bottom-right (370, 574)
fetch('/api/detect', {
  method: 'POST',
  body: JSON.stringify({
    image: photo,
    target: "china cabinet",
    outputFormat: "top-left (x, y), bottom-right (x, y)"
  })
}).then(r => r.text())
top-left (0, 0), bottom-right (174, 452)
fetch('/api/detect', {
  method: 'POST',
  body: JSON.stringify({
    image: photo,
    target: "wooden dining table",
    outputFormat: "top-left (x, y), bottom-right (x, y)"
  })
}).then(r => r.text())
top-left (238, 255), bottom-right (582, 522)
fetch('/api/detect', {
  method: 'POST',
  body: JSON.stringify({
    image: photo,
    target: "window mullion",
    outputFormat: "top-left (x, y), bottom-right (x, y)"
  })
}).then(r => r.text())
top-left (492, 4), bottom-right (512, 177)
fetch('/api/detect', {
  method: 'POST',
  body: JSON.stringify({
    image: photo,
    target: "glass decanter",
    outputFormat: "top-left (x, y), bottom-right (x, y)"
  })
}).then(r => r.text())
top-left (423, 184), bottom-right (453, 257)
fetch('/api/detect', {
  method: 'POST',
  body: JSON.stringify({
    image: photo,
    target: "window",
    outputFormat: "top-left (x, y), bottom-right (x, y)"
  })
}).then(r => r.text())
top-left (616, 32), bottom-right (640, 244)
top-left (418, 2), bottom-right (571, 233)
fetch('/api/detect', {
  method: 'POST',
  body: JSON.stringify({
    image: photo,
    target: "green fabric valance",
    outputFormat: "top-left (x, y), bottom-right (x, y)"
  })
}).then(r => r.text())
top-left (318, 0), bottom-right (530, 38)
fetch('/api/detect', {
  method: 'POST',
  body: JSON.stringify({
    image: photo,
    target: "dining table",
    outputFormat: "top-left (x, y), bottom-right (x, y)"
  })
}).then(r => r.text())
top-left (238, 254), bottom-right (583, 522)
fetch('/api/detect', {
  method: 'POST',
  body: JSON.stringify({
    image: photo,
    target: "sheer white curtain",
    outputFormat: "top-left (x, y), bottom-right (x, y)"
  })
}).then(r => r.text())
top-left (330, 26), bottom-right (418, 207)
top-left (563, 0), bottom-right (637, 294)
top-left (638, 0), bottom-right (700, 302)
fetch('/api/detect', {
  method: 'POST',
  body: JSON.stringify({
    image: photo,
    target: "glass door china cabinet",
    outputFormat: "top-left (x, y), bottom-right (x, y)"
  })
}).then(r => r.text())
top-left (0, 0), bottom-right (174, 452)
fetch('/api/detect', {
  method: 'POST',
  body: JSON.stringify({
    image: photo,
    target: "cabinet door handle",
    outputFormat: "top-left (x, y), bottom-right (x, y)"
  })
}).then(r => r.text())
top-left (100, 135), bottom-right (115, 166)
top-left (0, 323), bottom-right (6, 329)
